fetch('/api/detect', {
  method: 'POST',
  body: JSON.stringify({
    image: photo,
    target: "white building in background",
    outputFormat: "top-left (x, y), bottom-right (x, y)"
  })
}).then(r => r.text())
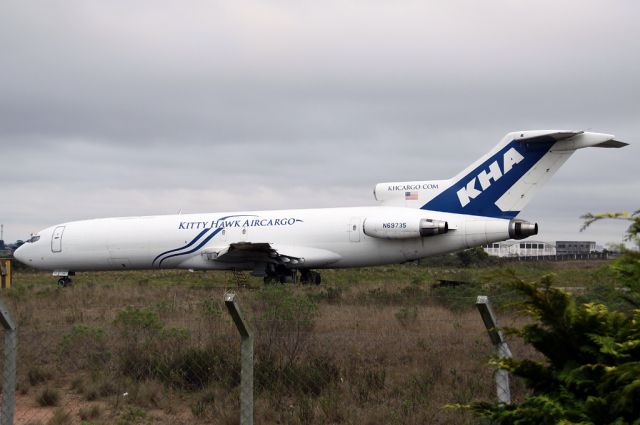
top-left (482, 240), bottom-right (557, 258)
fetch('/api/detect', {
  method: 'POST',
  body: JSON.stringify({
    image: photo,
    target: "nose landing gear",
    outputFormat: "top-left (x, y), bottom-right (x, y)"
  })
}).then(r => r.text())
top-left (53, 271), bottom-right (74, 287)
top-left (57, 276), bottom-right (72, 287)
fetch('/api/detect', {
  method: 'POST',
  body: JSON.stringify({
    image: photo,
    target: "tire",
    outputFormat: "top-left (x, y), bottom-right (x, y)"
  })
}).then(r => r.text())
top-left (299, 270), bottom-right (310, 285)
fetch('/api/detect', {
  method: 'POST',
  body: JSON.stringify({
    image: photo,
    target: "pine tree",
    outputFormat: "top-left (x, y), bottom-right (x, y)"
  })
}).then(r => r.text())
top-left (459, 211), bottom-right (640, 424)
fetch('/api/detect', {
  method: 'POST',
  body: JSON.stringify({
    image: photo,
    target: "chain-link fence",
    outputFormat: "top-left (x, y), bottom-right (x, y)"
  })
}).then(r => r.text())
top-left (0, 279), bottom-right (528, 425)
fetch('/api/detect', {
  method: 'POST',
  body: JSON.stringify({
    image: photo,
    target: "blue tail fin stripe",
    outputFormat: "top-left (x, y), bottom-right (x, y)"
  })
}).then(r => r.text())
top-left (421, 138), bottom-right (555, 218)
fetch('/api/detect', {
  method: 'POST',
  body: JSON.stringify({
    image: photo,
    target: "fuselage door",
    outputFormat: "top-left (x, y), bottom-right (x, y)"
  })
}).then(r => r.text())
top-left (51, 226), bottom-right (65, 253)
top-left (349, 218), bottom-right (361, 242)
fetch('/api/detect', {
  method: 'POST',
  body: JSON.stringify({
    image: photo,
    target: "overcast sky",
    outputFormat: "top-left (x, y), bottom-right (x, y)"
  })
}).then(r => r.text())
top-left (1, 0), bottom-right (639, 246)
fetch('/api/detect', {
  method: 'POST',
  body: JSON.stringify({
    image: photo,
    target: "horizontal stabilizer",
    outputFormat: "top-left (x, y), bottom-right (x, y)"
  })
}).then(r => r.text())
top-left (595, 139), bottom-right (628, 148)
top-left (519, 130), bottom-right (584, 143)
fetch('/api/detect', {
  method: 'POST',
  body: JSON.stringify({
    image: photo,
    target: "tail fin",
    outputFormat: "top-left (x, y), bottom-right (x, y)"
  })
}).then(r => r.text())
top-left (375, 130), bottom-right (627, 219)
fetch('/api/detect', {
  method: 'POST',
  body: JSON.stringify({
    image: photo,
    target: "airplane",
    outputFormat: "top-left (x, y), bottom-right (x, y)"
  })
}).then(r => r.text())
top-left (13, 130), bottom-right (627, 286)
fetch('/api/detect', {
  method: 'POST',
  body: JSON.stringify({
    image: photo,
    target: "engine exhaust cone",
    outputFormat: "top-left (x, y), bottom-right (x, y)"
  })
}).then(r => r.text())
top-left (509, 219), bottom-right (538, 240)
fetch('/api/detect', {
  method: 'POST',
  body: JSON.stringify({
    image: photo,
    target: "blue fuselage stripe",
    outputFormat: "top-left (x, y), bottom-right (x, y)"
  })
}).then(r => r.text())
top-left (152, 228), bottom-right (210, 266)
top-left (158, 227), bottom-right (223, 267)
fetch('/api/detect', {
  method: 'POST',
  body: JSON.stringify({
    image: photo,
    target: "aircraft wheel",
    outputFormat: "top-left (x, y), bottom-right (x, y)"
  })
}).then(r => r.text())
top-left (57, 277), bottom-right (72, 287)
top-left (311, 271), bottom-right (321, 285)
top-left (299, 270), bottom-right (311, 284)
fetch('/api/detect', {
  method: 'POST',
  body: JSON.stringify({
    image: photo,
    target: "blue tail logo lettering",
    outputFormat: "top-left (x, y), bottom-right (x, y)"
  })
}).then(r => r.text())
top-left (455, 147), bottom-right (524, 208)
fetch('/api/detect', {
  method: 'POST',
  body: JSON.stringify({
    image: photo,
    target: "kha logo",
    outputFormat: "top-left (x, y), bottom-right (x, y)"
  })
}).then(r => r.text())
top-left (456, 147), bottom-right (524, 207)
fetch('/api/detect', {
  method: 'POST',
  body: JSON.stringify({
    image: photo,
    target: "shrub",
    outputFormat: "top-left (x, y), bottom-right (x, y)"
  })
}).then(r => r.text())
top-left (458, 274), bottom-right (640, 424)
top-left (256, 352), bottom-right (339, 397)
top-left (395, 306), bottom-right (418, 328)
top-left (83, 374), bottom-right (120, 401)
top-left (47, 409), bottom-right (72, 425)
top-left (27, 367), bottom-right (52, 386)
top-left (78, 405), bottom-right (101, 421)
top-left (59, 325), bottom-right (110, 370)
top-left (353, 367), bottom-right (386, 402)
top-left (160, 345), bottom-right (238, 390)
top-left (113, 307), bottom-right (192, 382)
top-left (36, 387), bottom-right (60, 407)
top-left (201, 298), bottom-right (224, 318)
top-left (253, 286), bottom-right (319, 366)
top-left (113, 307), bottom-right (163, 338)
top-left (456, 247), bottom-right (492, 267)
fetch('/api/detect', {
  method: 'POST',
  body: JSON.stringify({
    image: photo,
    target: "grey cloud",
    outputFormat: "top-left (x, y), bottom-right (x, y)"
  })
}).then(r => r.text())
top-left (1, 0), bottom-right (639, 244)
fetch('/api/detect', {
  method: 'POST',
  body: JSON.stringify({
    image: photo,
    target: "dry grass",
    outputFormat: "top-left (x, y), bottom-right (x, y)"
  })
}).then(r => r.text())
top-left (0, 262), bottom-right (602, 424)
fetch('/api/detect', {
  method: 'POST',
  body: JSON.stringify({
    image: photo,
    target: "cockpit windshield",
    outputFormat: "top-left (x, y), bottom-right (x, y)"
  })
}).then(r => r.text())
top-left (26, 235), bottom-right (40, 243)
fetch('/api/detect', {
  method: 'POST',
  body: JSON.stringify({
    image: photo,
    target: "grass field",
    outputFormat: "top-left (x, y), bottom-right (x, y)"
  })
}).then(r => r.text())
top-left (0, 259), bottom-right (616, 425)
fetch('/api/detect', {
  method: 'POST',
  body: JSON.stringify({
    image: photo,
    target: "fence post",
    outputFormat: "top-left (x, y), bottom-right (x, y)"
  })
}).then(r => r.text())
top-left (476, 295), bottom-right (512, 405)
top-left (224, 293), bottom-right (253, 425)
top-left (0, 260), bottom-right (11, 289)
top-left (0, 298), bottom-right (16, 425)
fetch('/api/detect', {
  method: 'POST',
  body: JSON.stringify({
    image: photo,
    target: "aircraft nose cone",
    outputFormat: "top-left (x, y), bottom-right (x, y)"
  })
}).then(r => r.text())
top-left (13, 245), bottom-right (27, 264)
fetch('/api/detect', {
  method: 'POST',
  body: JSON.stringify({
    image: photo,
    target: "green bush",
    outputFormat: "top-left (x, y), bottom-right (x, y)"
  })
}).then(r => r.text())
top-left (256, 352), bottom-right (340, 397)
top-left (456, 247), bottom-right (491, 267)
top-left (59, 325), bottom-right (110, 370)
top-left (395, 306), bottom-right (418, 328)
top-left (113, 307), bottom-right (190, 381)
top-left (253, 286), bottom-right (319, 366)
top-left (458, 275), bottom-right (640, 424)
top-left (160, 345), bottom-right (238, 390)
top-left (113, 307), bottom-right (163, 337)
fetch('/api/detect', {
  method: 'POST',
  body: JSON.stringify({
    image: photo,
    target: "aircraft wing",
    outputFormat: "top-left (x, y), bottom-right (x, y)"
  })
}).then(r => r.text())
top-left (201, 242), bottom-right (341, 267)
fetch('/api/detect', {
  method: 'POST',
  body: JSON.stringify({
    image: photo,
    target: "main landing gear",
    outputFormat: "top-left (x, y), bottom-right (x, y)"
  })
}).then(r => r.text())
top-left (263, 267), bottom-right (322, 285)
top-left (300, 269), bottom-right (321, 285)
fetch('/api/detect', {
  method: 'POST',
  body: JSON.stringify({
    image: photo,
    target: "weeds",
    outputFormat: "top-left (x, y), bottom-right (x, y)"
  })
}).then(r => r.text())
top-left (395, 306), bottom-right (418, 328)
top-left (27, 367), bottom-right (52, 386)
top-left (47, 409), bottom-right (72, 425)
top-left (59, 325), bottom-right (110, 370)
top-left (36, 387), bottom-right (60, 407)
top-left (78, 405), bottom-right (101, 421)
top-left (7, 261), bottom-right (610, 424)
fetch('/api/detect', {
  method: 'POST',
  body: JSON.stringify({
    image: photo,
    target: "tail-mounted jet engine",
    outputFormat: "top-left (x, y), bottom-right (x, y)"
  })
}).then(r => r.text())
top-left (363, 217), bottom-right (448, 239)
top-left (508, 219), bottom-right (538, 240)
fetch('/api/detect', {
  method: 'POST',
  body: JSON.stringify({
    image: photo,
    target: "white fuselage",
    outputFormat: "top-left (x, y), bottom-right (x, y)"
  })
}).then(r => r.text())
top-left (15, 206), bottom-right (513, 273)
